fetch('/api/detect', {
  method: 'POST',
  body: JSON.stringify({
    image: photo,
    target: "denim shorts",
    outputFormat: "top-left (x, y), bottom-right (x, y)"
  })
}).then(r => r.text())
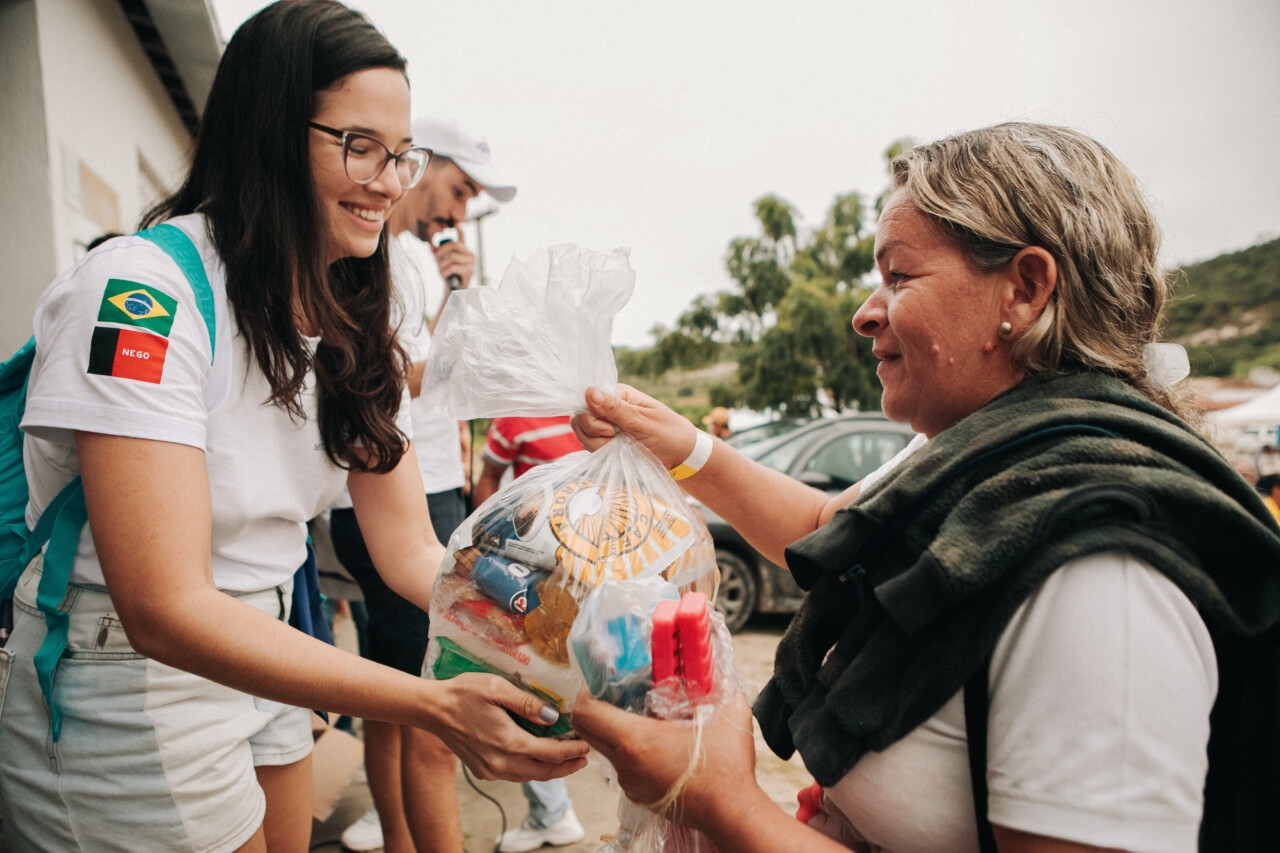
top-left (0, 561), bottom-right (313, 852)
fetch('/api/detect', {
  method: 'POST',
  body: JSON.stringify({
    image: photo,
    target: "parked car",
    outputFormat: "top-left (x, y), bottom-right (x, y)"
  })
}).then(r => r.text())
top-left (697, 413), bottom-right (917, 632)
top-left (721, 416), bottom-right (811, 451)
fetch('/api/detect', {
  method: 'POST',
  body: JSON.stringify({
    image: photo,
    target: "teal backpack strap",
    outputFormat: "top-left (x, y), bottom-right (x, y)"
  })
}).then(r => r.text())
top-left (31, 479), bottom-right (87, 741)
top-left (136, 223), bottom-right (217, 362)
top-left (30, 222), bottom-right (216, 741)
top-left (0, 339), bottom-right (38, 600)
top-left (0, 339), bottom-right (82, 740)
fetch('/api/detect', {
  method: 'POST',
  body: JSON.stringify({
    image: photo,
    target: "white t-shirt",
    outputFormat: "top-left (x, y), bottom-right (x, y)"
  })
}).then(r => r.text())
top-left (859, 432), bottom-right (928, 494)
top-left (808, 440), bottom-right (1216, 852)
top-left (330, 234), bottom-right (463, 513)
top-left (21, 214), bottom-right (409, 592)
top-left (391, 233), bottom-right (466, 495)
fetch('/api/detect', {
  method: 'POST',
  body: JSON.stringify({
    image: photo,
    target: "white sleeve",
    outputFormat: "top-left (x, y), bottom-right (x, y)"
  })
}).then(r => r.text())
top-left (986, 551), bottom-right (1216, 853)
top-left (860, 431), bottom-right (927, 493)
top-left (394, 232), bottom-right (447, 325)
top-left (22, 237), bottom-right (214, 450)
top-left (395, 380), bottom-right (414, 440)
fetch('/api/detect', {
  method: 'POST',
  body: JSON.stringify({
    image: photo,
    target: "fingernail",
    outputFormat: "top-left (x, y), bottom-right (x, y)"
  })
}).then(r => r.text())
top-left (539, 705), bottom-right (560, 724)
top-left (587, 388), bottom-right (603, 405)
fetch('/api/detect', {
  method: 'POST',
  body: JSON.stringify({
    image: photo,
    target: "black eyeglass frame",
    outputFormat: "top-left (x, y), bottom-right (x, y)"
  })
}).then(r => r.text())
top-left (308, 121), bottom-right (432, 189)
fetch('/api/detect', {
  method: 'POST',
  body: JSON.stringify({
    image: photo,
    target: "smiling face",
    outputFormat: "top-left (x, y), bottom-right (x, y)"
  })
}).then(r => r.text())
top-left (309, 66), bottom-right (413, 265)
top-left (852, 189), bottom-right (1024, 438)
top-left (390, 159), bottom-right (482, 242)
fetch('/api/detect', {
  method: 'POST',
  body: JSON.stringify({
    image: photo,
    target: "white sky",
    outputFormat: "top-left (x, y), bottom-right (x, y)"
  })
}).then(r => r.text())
top-left (210, 0), bottom-right (1280, 347)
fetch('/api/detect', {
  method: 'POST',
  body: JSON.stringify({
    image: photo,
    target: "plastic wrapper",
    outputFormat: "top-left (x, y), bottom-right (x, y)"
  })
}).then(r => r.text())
top-left (568, 577), bottom-right (677, 714)
top-left (422, 244), bottom-right (636, 418)
top-left (422, 244), bottom-right (737, 850)
top-left (592, 592), bottom-right (739, 853)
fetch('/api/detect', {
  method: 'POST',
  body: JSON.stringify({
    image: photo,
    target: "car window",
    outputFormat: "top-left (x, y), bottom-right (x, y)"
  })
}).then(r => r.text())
top-left (753, 427), bottom-right (821, 472)
top-left (801, 431), bottom-right (912, 489)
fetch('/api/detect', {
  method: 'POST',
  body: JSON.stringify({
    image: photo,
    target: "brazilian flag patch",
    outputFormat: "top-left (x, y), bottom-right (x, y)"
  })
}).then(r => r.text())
top-left (97, 279), bottom-right (178, 337)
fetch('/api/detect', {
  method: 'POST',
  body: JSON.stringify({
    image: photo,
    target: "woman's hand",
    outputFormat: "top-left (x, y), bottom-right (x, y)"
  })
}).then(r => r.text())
top-left (573, 385), bottom-right (701, 470)
top-left (425, 674), bottom-right (590, 782)
top-left (575, 385), bottom-right (837, 566)
top-left (574, 690), bottom-right (863, 853)
top-left (571, 689), bottom-right (761, 836)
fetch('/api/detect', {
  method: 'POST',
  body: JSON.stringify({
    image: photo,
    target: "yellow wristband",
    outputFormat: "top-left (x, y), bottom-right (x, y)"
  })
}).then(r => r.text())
top-left (669, 430), bottom-right (714, 481)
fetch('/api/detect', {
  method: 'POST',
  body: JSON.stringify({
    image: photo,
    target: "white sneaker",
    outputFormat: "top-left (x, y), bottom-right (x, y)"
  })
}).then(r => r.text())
top-left (341, 805), bottom-right (384, 851)
top-left (496, 809), bottom-right (586, 852)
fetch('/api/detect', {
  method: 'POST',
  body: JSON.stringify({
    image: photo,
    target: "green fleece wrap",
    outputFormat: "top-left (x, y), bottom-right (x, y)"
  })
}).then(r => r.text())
top-left (755, 372), bottom-right (1280, 790)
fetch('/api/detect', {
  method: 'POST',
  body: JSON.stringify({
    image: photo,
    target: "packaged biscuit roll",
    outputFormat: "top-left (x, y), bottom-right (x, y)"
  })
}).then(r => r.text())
top-left (468, 466), bottom-right (566, 570)
top-left (471, 552), bottom-right (550, 615)
top-left (436, 572), bottom-right (529, 647)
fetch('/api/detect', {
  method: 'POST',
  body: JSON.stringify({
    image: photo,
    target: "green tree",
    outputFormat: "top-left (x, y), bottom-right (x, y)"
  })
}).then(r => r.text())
top-left (620, 140), bottom-right (912, 414)
top-left (717, 191), bottom-right (881, 414)
top-left (646, 294), bottom-right (725, 373)
top-left (721, 196), bottom-right (798, 342)
top-left (1163, 236), bottom-right (1280, 378)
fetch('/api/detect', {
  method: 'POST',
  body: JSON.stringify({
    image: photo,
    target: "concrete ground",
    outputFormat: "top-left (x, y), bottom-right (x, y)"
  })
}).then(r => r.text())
top-left (310, 757), bottom-right (621, 853)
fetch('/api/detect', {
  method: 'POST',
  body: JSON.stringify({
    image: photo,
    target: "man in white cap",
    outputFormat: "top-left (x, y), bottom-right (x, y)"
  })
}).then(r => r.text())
top-left (395, 117), bottom-right (585, 853)
top-left (333, 117), bottom-right (523, 853)
top-left (393, 116), bottom-right (518, 318)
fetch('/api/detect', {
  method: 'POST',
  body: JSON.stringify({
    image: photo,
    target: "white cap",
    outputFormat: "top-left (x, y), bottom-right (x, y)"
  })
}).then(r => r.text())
top-left (412, 117), bottom-right (517, 202)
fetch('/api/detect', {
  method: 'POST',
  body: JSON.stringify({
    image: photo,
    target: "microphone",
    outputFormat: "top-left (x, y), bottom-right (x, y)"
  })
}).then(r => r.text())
top-left (431, 228), bottom-right (463, 291)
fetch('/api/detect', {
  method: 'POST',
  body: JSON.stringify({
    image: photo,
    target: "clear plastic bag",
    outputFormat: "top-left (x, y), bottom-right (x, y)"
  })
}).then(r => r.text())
top-left (425, 436), bottom-right (718, 732)
top-left (422, 244), bottom-right (636, 417)
top-left (421, 245), bottom-right (736, 849)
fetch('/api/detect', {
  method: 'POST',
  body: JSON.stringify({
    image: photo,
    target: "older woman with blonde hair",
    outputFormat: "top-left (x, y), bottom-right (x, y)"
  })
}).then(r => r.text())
top-left (571, 123), bottom-right (1280, 853)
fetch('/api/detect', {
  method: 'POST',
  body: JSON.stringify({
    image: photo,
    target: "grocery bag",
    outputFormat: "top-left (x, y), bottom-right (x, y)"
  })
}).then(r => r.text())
top-left (423, 245), bottom-right (734, 851)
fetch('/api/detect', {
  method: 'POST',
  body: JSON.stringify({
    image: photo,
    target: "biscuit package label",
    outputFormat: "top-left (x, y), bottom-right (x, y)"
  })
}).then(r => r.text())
top-left (547, 481), bottom-right (694, 585)
top-left (470, 473), bottom-right (699, 585)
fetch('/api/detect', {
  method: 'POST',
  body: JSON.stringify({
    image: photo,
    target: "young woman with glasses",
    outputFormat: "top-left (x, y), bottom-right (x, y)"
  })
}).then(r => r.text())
top-left (0, 2), bottom-right (586, 850)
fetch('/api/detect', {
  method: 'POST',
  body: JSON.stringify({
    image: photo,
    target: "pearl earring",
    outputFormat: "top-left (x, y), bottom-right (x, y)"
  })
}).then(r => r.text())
top-left (999, 322), bottom-right (1012, 335)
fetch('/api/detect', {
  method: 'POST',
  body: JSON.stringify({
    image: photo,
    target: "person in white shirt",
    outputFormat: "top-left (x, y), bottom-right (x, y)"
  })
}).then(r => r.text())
top-left (570, 123), bottom-right (1280, 853)
top-left (0, 5), bottom-right (585, 851)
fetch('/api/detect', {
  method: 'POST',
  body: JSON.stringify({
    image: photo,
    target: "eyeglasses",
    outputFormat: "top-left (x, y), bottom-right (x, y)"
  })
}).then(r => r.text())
top-left (309, 122), bottom-right (431, 189)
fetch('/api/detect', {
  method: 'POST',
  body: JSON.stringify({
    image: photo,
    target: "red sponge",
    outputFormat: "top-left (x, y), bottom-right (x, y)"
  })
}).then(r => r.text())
top-left (676, 592), bottom-right (714, 697)
top-left (650, 599), bottom-right (680, 685)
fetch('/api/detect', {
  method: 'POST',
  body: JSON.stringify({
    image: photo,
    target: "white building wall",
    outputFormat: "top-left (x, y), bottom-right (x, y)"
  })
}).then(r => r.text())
top-left (0, 0), bottom-right (58, 353)
top-left (0, 0), bottom-right (196, 353)
top-left (38, 0), bottom-right (192, 269)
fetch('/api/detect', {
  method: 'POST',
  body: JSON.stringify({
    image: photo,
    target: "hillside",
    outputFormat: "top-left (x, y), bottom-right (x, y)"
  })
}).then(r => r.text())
top-left (617, 360), bottom-right (738, 423)
top-left (1164, 236), bottom-right (1280, 377)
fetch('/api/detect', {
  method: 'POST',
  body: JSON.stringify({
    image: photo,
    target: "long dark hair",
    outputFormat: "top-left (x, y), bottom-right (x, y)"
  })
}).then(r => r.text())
top-left (143, 0), bottom-right (408, 473)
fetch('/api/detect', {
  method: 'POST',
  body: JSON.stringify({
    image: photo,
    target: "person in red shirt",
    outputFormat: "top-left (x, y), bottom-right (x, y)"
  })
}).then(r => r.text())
top-left (471, 414), bottom-right (587, 851)
top-left (474, 416), bottom-right (585, 502)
